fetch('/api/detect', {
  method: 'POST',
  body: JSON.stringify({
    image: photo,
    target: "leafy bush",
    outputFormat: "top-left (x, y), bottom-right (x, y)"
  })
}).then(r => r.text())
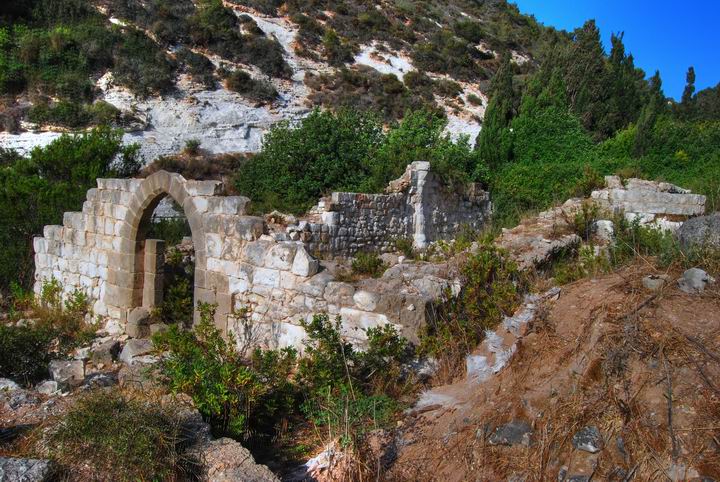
top-left (306, 66), bottom-right (439, 121)
top-left (153, 303), bottom-right (297, 440)
top-left (298, 314), bottom-right (412, 446)
top-left (393, 237), bottom-right (416, 259)
top-left (0, 278), bottom-right (95, 386)
top-left (0, 323), bottom-right (55, 385)
top-left (0, 127), bottom-right (140, 293)
top-left (351, 252), bottom-right (386, 278)
top-left (224, 70), bottom-right (278, 104)
top-left (28, 100), bottom-right (121, 128)
top-left (420, 242), bottom-right (525, 373)
top-left (47, 391), bottom-right (185, 481)
top-left (234, 108), bottom-right (384, 214)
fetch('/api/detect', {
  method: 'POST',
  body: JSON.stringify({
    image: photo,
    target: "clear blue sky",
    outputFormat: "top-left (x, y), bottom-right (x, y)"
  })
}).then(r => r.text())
top-left (511, 0), bottom-right (720, 100)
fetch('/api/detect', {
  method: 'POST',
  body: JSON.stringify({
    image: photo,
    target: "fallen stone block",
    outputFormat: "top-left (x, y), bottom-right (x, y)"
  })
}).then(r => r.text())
top-left (119, 339), bottom-right (154, 365)
top-left (49, 359), bottom-right (85, 390)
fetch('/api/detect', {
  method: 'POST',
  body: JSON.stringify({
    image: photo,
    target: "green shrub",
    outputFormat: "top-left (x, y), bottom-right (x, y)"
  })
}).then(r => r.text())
top-left (298, 314), bottom-right (411, 446)
top-left (420, 242), bottom-right (525, 373)
top-left (224, 70), bottom-right (278, 103)
top-left (0, 127), bottom-right (140, 292)
top-left (153, 303), bottom-right (297, 440)
top-left (351, 252), bottom-right (386, 278)
top-left (183, 139), bottom-right (201, 155)
top-left (434, 78), bottom-right (462, 98)
top-left (393, 237), bottom-right (415, 259)
top-left (467, 93), bottom-right (483, 105)
top-left (0, 278), bottom-right (95, 386)
top-left (47, 391), bottom-right (185, 481)
top-left (0, 324), bottom-right (55, 385)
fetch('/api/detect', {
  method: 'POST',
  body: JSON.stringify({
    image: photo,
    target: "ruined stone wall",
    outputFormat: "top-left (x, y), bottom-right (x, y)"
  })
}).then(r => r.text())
top-left (285, 162), bottom-right (491, 257)
top-left (33, 165), bottom-right (482, 352)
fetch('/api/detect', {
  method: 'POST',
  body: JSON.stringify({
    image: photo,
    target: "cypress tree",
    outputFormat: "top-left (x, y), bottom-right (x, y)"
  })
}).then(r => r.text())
top-left (565, 20), bottom-right (609, 139)
top-left (678, 66), bottom-right (696, 120)
top-left (475, 52), bottom-right (515, 171)
top-left (633, 71), bottom-right (665, 158)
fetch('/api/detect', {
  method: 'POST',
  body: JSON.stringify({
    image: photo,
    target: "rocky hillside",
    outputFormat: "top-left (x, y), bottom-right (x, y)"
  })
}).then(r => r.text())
top-left (0, 0), bottom-right (553, 161)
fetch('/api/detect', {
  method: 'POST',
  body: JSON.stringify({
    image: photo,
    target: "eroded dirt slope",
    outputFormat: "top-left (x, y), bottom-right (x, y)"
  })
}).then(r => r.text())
top-left (386, 264), bottom-right (720, 481)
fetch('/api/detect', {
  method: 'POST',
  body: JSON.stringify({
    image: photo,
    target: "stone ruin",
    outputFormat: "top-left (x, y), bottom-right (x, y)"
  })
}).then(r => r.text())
top-left (32, 162), bottom-right (491, 350)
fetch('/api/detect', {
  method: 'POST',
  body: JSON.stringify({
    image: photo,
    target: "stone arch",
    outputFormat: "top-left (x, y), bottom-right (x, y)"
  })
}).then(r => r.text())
top-left (103, 170), bottom-right (212, 322)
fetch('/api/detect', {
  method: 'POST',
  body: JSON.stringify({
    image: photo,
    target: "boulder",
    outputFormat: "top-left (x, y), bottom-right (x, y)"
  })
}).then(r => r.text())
top-left (0, 378), bottom-right (20, 392)
top-left (189, 438), bottom-right (279, 482)
top-left (89, 339), bottom-right (121, 365)
top-left (677, 268), bottom-right (716, 294)
top-left (82, 372), bottom-right (118, 388)
top-left (126, 307), bottom-right (150, 338)
top-left (488, 420), bottom-right (533, 447)
top-left (0, 457), bottom-right (55, 482)
top-left (353, 290), bottom-right (379, 311)
top-left (678, 212), bottom-right (720, 251)
top-left (594, 220), bottom-right (615, 243)
top-left (572, 426), bottom-right (604, 453)
top-left (49, 360), bottom-right (85, 390)
top-left (119, 339), bottom-right (154, 365)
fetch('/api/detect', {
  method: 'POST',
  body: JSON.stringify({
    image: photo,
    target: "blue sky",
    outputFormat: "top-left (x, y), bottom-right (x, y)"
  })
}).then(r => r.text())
top-left (511, 0), bottom-right (720, 100)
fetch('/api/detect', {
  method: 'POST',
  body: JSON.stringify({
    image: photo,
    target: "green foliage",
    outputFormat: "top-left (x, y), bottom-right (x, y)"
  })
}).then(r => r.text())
top-left (351, 252), bottom-right (386, 278)
top-left (0, 323), bottom-right (54, 385)
top-left (393, 237), bottom-right (416, 259)
top-left (235, 108), bottom-right (384, 214)
top-left (224, 70), bottom-right (278, 103)
top-left (476, 52), bottom-right (515, 171)
top-left (153, 303), bottom-right (297, 440)
top-left (412, 29), bottom-right (488, 81)
top-left (298, 314), bottom-right (412, 446)
top-left (0, 128), bottom-right (140, 292)
top-left (47, 391), bottom-right (185, 481)
top-left (1, 278), bottom-right (95, 386)
top-left (307, 67), bottom-right (438, 122)
top-left (189, 0), bottom-right (290, 78)
top-left (420, 242), bottom-right (524, 371)
top-left (234, 108), bottom-right (479, 214)
top-left (27, 100), bottom-right (121, 128)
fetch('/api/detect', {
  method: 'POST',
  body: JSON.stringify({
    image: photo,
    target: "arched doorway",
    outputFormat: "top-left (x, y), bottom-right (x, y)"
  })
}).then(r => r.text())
top-left (102, 171), bottom-right (213, 326)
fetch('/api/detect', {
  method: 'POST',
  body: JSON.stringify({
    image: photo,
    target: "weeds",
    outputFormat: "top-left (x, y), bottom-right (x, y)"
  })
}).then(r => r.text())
top-left (46, 390), bottom-right (186, 481)
top-left (420, 242), bottom-right (525, 377)
top-left (351, 252), bottom-right (386, 278)
top-left (1, 279), bottom-right (96, 386)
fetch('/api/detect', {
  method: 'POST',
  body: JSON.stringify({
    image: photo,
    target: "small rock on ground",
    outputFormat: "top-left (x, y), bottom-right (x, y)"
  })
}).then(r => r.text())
top-left (572, 426), bottom-right (604, 453)
top-left (678, 268), bottom-right (716, 294)
top-left (0, 457), bottom-right (55, 482)
top-left (488, 420), bottom-right (533, 447)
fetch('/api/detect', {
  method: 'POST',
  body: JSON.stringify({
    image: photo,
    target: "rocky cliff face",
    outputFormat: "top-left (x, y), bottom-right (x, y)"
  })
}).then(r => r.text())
top-left (0, 0), bottom-right (541, 161)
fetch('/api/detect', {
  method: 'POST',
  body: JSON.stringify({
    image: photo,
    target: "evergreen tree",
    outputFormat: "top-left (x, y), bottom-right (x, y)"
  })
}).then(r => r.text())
top-left (633, 71), bottom-right (665, 158)
top-left (600, 33), bottom-right (643, 137)
top-left (677, 66), bottom-right (697, 120)
top-left (475, 52), bottom-right (515, 171)
top-left (565, 20), bottom-right (609, 140)
top-left (695, 82), bottom-right (720, 120)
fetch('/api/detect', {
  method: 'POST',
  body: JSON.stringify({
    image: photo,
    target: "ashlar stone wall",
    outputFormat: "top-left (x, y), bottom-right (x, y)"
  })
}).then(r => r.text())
top-left (34, 165), bottom-right (489, 351)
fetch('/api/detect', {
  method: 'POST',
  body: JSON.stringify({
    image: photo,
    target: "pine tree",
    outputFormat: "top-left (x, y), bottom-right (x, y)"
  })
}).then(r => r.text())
top-left (633, 71), bottom-right (665, 158)
top-left (475, 52), bottom-right (515, 171)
